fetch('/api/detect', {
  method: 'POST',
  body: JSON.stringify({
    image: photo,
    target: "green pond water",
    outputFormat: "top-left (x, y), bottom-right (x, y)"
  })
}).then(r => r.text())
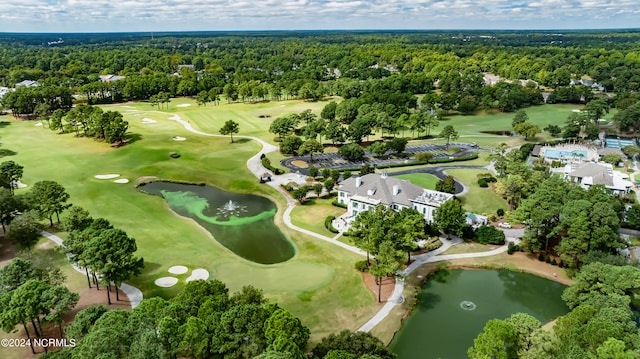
top-left (138, 181), bottom-right (295, 264)
top-left (390, 269), bottom-right (569, 359)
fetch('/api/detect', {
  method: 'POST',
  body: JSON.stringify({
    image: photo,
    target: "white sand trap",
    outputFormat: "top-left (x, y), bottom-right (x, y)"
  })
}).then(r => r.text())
top-left (13, 180), bottom-right (27, 189)
top-left (113, 178), bottom-right (129, 184)
top-left (95, 174), bottom-right (120, 179)
top-left (168, 265), bottom-right (188, 275)
top-left (155, 277), bottom-right (178, 287)
top-left (35, 122), bottom-right (43, 127)
top-left (177, 104), bottom-right (191, 107)
top-left (142, 118), bottom-right (157, 124)
top-left (122, 105), bottom-right (135, 108)
top-left (168, 114), bottom-right (181, 121)
top-left (572, 109), bottom-right (582, 113)
top-left (172, 136), bottom-right (186, 141)
top-left (186, 269), bottom-right (209, 282)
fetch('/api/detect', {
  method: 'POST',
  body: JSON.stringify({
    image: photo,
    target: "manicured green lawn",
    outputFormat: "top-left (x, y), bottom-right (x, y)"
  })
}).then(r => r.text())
top-left (110, 97), bottom-right (329, 145)
top-left (290, 197), bottom-right (346, 237)
top-left (395, 173), bottom-right (439, 190)
top-left (0, 105), bottom-right (377, 340)
top-left (446, 169), bottom-right (508, 215)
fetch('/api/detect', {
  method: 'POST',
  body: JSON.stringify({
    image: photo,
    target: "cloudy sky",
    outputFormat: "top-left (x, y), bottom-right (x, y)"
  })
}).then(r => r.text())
top-left (0, 0), bottom-right (637, 33)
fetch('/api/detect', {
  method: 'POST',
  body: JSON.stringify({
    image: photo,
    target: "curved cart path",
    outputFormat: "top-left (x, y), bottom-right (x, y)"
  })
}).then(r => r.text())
top-left (41, 231), bottom-right (144, 308)
top-left (167, 114), bottom-right (516, 333)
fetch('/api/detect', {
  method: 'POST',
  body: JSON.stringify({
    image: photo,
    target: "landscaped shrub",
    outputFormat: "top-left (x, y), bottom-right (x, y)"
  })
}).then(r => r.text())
top-left (342, 171), bottom-right (352, 180)
top-left (354, 260), bottom-right (369, 272)
top-left (538, 252), bottom-right (545, 261)
top-left (309, 166), bottom-right (318, 178)
top-left (422, 237), bottom-right (442, 251)
top-left (461, 224), bottom-right (475, 240)
top-left (262, 156), bottom-right (285, 175)
top-left (497, 208), bottom-right (505, 217)
top-left (325, 215), bottom-right (339, 233)
top-left (474, 225), bottom-right (505, 245)
top-left (477, 178), bottom-right (488, 187)
top-left (551, 258), bottom-right (557, 266)
top-left (507, 242), bottom-right (515, 255)
top-left (331, 200), bottom-right (348, 209)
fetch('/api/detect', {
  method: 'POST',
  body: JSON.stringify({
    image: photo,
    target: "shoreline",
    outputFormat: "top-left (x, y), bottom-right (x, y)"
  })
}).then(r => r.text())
top-left (374, 252), bottom-right (574, 345)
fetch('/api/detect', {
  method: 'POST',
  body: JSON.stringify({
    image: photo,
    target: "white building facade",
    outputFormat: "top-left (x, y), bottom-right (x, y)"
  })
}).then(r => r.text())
top-left (337, 173), bottom-right (454, 222)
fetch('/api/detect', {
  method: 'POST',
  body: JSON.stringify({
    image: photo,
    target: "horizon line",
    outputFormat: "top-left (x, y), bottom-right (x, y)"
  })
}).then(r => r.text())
top-left (1, 28), bottom-right (640, 35)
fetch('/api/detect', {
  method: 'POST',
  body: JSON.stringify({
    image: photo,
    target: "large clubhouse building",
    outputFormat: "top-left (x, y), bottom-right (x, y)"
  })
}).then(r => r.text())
top-left (337, 172), bottom-right (454, 222)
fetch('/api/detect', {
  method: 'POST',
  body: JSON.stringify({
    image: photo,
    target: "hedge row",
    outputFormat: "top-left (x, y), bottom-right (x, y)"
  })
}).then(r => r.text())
top-left (325, 215), bottom-right (339, 233)
top-left (261, 156), bottom-right (285, 175)
top-left (331, 200), bottom-right (348, 209)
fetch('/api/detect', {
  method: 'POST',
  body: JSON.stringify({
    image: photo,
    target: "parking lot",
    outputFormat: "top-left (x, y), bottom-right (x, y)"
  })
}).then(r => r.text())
top-left (281, 142), bottom-right (482, 175)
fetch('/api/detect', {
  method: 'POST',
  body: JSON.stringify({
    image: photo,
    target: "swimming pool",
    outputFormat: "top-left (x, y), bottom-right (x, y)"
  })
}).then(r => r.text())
top-left (544, 149), bottom-right (588, 158)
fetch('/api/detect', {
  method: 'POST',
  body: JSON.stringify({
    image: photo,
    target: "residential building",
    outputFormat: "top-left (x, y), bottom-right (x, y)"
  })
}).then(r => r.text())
top-left (562, 162), bottom-right (633, 195)
top-left (337, 172), bottom-right (454, 222)
top-left (0, 87), bottom-right (10, 100)
top-left (15, 80), bottom-right (40, 88)
top-left (99, 74), bottom-right (126, 83)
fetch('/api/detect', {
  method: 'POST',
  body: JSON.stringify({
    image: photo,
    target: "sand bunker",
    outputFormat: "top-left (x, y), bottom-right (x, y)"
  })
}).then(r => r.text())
top-left (35, 122), bottom-right (43, 127)
top-left (142, 118), bottom-right (157, 124)
top-left (172, 136), bottom-right (186, 141)
top-left (95, 174), bottom-right (120, 179)
top-left (113, 178), bottom-right (129, 184)
top-left (177, 104), bottom-right (191, 107)
top-left (291, 160), bottom-right (309, 168)
top-left (168, 265), bottom-right (188, 275)
top-left (572, 109), bottom-right (582, 113)
top-left (122, 105), bottom-right (135, 108)
top-left (13, 180), bottom-right (27, 189)
top-left (155, 277), bottom-right (178, 287)
top-left (186, 269), bottom-right (209, 282)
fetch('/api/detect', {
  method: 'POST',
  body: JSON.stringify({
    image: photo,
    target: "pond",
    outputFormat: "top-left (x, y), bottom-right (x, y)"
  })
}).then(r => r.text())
top-left (390, 269), bottom-right (569, 359)
top-left (138, 181), bottom-right (295, 264)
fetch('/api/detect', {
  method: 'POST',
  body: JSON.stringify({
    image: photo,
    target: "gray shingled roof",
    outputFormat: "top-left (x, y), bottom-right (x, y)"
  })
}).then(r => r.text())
top-left (597, 147), bottom-right (624, 156)
top-left (338, 173), bottom-right (452, 207)
top-left (569, 163), bottom-right (614, 186)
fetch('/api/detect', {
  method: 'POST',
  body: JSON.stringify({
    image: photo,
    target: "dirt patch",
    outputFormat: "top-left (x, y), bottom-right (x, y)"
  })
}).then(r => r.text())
top-left (291, 160), bottom-right (309, 168)
top-left (361, 272), bottom-right (395, 303)
top-left (0, 234), bottom-right (18, 268)
top-left (134, 176), bottom-right (159, 185)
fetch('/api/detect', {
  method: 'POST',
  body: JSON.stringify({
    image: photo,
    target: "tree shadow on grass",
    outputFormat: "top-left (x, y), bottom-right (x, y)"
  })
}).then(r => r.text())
top-left (0, 149), bottom-right (17, 157)
top-left (233, 138), bottom-right (251, 144)
top-left (125, 133), bottom-right (143, 145)
top-left (0, 121), bottom-right (10, 128)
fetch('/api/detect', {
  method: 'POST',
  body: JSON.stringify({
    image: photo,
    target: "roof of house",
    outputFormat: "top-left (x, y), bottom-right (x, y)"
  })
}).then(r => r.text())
top-left (338, 173), bottom-right (453, 208)
top-left (15, 80), bottom-right (39, 87)
top-left (99, 74), bottom-right (126, 82)
top-left (597, 148), bottom-right (624, 156)
top-left (569, 162), bottom-right (614, 187)
top-left (531, 144), bottom-right (542, 156)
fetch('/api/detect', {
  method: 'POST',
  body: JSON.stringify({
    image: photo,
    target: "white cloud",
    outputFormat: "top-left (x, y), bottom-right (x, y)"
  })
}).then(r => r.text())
top-left (0, 0), bottom-right (637, 31)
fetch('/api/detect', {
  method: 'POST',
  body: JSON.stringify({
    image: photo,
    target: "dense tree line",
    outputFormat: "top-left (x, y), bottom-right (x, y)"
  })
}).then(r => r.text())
top-left (512, 176), bottom-right (626, 269)
top-left (61, 206), bottom-right (144, 305)
top-left (2, 31), bottom-right (638, 116)
top-left (34, 278), bottom-right (393, 359)
top-left (0, 258), bottom-right (77, 354)
top-left (48, 104), bottom-right (129, 144)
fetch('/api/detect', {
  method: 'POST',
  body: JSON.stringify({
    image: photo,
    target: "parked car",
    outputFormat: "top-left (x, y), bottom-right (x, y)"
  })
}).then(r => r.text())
top-left (498, 222), bottom-right (512, 228)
